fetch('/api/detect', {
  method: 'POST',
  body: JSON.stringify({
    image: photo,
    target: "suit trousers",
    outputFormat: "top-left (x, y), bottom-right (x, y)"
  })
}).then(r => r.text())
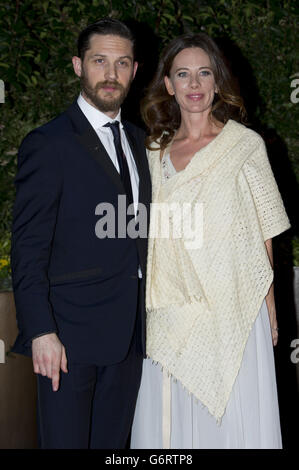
top-left (36, 307), bottom-right (143, 449)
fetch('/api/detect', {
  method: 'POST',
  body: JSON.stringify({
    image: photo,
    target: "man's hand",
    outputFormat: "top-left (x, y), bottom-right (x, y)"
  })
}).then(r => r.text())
top-left (32, 333), bottom-right (68, 391)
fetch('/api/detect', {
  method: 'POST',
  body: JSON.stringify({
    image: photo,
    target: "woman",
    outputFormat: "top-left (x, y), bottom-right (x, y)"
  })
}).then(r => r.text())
top-left (131, 33), bottom-right (290, 449)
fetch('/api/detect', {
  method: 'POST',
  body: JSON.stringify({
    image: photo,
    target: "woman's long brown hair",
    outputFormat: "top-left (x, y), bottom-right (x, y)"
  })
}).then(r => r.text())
top-left (142, 33), bottom-right (247, 150)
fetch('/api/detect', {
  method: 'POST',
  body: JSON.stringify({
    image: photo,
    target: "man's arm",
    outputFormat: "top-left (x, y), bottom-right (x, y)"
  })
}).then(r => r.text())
top-left (11, 130), bottom-right (67, 389)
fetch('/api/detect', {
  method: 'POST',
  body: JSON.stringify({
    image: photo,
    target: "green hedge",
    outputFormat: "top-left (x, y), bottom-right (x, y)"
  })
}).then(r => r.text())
top-left (0, 0), bottom-right (298, 285)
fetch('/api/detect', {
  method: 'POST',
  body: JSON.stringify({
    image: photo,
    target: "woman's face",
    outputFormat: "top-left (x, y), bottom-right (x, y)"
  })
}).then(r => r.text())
top-left (164, 47), bottom-right (217, 116)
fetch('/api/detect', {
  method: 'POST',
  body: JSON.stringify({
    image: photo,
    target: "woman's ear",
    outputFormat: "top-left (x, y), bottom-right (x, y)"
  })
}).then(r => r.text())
top-left (164, 76), bottom-right (175, 96)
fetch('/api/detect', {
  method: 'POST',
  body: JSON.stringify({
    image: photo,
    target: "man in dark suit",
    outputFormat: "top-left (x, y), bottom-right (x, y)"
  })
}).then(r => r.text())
top-left (11, 18), bottom-right (151, 449)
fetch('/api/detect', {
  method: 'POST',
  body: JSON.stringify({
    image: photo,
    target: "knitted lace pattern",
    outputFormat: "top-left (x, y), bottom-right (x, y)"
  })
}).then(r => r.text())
top-left (145, 120), bottom-right (290, 422)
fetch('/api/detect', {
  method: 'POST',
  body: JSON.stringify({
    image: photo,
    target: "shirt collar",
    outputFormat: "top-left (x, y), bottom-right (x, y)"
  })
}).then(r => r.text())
top-left (77, 93), bottom-right (122, 130)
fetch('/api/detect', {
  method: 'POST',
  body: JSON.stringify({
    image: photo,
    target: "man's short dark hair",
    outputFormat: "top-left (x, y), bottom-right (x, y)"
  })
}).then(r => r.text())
top-left (77, 18), bottom-right (135, 60)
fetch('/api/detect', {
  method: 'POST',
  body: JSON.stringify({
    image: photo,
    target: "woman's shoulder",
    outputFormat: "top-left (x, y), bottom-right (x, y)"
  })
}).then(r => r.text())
top-left (147, 130), bottom-right (173, 156)
top-left (146, 147), bottom-right (161, 174)
top-left (146, 135), bottom-right (164, 160)
top-left (227, 119), bottom-right (264, 146)
top-left (226, 119), bottom-right (264, 152)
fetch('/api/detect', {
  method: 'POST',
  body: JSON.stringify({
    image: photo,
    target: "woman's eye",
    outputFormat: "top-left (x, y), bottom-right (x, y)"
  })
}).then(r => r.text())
top-left (200, 70), bottom-right (211, 76)
top-left (177, 71), bottom-right (188, 78)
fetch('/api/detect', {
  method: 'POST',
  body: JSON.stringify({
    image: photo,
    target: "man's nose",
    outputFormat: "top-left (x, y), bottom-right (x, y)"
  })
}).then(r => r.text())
top-left (105, 63), bottom-right (118, 81)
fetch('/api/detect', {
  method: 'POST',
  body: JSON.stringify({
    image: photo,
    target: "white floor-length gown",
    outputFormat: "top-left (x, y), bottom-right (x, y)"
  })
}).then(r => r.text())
top-left (130, 153), bottom-right (282, 449)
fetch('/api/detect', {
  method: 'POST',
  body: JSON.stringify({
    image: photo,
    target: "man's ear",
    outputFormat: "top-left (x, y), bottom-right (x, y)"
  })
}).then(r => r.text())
top-left (72, 56), bottom-right (82, 78)
top-left (164, 76), bottom-right (175, 96)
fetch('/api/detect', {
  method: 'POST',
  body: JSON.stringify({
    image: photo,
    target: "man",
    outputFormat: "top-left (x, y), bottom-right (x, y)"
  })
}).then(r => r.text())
top-left (11, 18), bottom-right (151, 449)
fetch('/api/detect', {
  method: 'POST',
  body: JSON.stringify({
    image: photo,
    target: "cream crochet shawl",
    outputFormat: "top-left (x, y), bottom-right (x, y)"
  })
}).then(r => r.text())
top-left (146, 119), bottom-right (290, 422)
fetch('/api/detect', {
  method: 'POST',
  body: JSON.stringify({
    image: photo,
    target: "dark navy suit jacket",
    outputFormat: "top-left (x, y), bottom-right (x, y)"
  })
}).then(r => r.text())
top-left (11, 101), bottom-right (151, 366)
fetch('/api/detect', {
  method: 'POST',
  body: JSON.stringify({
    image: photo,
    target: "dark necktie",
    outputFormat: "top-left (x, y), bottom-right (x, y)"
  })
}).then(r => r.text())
top-left (104, 121), bottom-right (134, 207)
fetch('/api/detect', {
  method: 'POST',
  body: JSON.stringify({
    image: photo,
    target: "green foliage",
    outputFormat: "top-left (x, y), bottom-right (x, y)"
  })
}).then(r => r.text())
top-left (0, 0), bottom-right (298, 275)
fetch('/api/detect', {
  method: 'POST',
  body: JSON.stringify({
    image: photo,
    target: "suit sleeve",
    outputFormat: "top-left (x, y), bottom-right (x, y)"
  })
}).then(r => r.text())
top-left (242, 138), bottom-right (291, 241)
top-left (11, 130), bottom-right (62, 352)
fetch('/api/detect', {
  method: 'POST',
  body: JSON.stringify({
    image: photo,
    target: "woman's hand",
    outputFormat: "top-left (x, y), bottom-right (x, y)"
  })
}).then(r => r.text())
top-left (265, 284), bottom-right (279, 346)
top-left (265, 239), bottom-right (279, 346)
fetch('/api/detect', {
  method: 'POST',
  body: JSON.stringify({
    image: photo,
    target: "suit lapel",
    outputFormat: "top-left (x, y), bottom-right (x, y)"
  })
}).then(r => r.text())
top-left (66, 101), bottom-right (125, 194)
top-left (123, 122), bottom-right (150, 207)
top-left (123, 123), bottom-right (142, 199)
top-left (66, 102), bottom-right (150, 206)
top-left (123, 124), bottom-right (142, 177)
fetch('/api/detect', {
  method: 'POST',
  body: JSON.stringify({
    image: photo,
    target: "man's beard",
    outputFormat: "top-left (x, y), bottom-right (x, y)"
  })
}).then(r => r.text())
top-left (80, 72), bottom-right (131, 113)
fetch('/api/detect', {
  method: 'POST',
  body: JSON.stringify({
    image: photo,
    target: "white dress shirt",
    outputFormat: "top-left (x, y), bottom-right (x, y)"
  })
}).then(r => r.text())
top-left (77, 94), bottom-right (139, 214)
top-left (77, 94), bottom-right (142, 277)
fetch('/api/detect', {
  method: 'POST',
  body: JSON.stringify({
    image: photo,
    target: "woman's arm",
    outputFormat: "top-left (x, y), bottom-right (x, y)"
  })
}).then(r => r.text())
top-left (265, 239), bottom-right (279, 346)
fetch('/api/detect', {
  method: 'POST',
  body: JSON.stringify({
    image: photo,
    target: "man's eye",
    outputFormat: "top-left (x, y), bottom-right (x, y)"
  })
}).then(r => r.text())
top-left (118, 61), bottom-right (129, 67)
top-left (96, 59), bottom-right (104, 64)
